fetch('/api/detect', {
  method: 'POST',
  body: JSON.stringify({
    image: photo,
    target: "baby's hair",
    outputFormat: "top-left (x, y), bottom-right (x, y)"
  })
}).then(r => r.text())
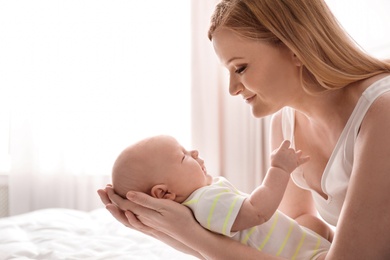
top-left (111, 146), bottom-right (152, 199)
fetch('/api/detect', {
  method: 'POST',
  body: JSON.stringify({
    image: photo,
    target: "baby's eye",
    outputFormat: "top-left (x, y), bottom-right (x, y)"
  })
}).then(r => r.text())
top-left (235, 65), bottom-right (247, 74)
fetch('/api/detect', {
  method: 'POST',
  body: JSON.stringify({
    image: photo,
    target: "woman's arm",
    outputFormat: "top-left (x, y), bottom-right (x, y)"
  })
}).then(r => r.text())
top-left (98, 186), bottom-right (284, 260)
top-left (326, 94), bottom-right (390, 259)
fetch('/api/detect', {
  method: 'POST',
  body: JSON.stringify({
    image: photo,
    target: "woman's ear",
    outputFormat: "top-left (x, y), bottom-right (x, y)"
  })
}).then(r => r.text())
top-left (151, 184), bottom-right (177, 201)
top-left (292, 52), bottom-right (303, 67)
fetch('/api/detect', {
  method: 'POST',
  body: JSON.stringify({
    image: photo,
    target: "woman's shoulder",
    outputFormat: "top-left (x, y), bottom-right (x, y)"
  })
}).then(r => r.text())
top-left (355, 76), bottom-right (390, 156)
top-left (354, 73), bottom-right (390, 100)
top-left (361, 90), bottom-right (390, 130)
top-left (342, 74), bottom-right (390, 131)
top-left (360, 74), bottom-right (390, 123)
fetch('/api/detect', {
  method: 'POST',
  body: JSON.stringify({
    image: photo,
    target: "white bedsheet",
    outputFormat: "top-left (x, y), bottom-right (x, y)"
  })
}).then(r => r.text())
top-left (0, 208), bottom-right (198, 260)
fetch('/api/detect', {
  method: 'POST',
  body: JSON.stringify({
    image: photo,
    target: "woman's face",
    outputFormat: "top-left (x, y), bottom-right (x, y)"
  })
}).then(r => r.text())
top-left (212, 27), bottom-right (303, 118)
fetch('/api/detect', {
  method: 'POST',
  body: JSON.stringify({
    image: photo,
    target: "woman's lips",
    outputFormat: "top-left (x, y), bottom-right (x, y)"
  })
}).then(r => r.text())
top-left (245, 95), bottom-right (256, 104)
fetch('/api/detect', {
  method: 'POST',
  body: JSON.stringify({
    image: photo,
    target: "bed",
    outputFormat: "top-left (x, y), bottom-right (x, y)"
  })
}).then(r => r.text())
top-left (0, 208), bottom-right (198, 260)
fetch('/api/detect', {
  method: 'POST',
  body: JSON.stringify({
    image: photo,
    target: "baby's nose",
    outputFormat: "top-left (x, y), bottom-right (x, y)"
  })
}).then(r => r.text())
top-left (191, 150), bottom-right (199, 158)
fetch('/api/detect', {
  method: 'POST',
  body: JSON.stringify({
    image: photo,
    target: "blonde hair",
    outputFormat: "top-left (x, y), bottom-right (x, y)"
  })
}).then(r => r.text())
top-left (209, 0), bottom-right (390, 92)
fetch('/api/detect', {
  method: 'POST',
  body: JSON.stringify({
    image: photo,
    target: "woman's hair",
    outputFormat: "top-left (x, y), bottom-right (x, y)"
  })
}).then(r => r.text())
top-left (208, 0), bottom-right (390, 93)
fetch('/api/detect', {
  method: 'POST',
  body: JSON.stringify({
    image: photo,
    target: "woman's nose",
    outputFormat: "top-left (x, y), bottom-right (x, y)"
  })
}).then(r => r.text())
top-left (229, 74), bottom-right (243, 96)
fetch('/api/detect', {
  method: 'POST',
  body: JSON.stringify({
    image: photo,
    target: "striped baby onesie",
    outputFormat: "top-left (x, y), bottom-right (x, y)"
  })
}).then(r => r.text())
top-left (182, 177), bottom-right (330, 260)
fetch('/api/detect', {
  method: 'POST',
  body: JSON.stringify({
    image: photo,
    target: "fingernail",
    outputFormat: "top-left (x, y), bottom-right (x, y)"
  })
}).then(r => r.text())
top-left (126, 191), bottom-right (135, 200)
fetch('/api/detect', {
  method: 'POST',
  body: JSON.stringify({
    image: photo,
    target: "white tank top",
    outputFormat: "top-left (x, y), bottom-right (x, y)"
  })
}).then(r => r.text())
top-left (281, 76), bottom-right (390, 226)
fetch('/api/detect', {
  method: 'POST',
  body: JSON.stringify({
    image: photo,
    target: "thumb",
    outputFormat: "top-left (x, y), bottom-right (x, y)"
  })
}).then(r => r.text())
top-left (279, 140), bottom-right (291, 149)
top-left (126, 191), bottom-right (163, 212)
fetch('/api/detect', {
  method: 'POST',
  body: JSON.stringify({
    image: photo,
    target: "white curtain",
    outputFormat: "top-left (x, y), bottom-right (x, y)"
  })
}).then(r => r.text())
top-left (190, 0), bottom-right (271, 194)
top-left (326, 0), bottom-right (390, 59)
top-left (2, 0), bottom-right (191, 216)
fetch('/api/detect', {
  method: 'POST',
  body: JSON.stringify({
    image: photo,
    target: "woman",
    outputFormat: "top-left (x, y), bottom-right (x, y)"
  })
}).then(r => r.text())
top-left (98, 0), bottom-right (390, 259)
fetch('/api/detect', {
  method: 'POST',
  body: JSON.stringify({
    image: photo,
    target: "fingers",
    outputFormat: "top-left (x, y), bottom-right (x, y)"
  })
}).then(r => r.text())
top-left (107, 188), bottom-right (138, 211)
top-left (272, 140), bottom-right (310, 170)
top-left (295, 150), bottom-right (310, 164)
top-left (279, 140), bottom-right (291, 149)
top-left (101, 184), bottom-right (166, 237)
top-left (126, 191), bottom-right (182, 213)
top-left (106, 203), bottom-right (132, 227)
top-left (104, 191), bottom-right (158, 234)
top-left (97, 188), bottom-right (111, 205)
top-left (97, 184), bottom-right (114, 205)
top-left (106, 186), bottom-right (155, 216)
top-left (280, 140), bottom-right (310, 162)
top-left (98, 184), bottom-right (134, 227)
top-left (106, 185), bottom-right (123, 206)
top-left (126, 191), bottom-right (166, 211)
top-left (298, 155), bottom-right (311, 165)
top-left (124, 211), bottom-right (155, 235)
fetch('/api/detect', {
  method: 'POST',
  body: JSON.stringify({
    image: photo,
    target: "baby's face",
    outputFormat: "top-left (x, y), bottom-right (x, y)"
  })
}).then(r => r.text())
top-left (151, 135), bottom-right (213, 200)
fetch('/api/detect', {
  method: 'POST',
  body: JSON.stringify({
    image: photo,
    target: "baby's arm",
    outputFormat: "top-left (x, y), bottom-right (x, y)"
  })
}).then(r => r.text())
top-left (232, 140), bottom-right (309, 231)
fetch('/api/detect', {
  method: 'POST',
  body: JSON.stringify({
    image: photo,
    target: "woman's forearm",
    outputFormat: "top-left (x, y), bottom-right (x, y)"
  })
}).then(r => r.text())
top-left (176, 220), bottom-right (283, 260)
top-left (295, 214), bottom-right (334, 242)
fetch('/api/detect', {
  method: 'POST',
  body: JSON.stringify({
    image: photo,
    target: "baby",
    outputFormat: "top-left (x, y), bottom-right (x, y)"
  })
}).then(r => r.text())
top-left (112, 135), bottom-right (331, 259)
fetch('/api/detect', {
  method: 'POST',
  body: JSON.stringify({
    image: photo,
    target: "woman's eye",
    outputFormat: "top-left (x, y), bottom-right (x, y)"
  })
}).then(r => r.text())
top-left (235, 66), bottom-right (246, 74)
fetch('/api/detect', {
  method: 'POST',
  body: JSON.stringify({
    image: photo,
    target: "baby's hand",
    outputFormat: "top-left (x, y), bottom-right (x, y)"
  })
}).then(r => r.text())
top-left (270, 140), bottom-right (310, 173)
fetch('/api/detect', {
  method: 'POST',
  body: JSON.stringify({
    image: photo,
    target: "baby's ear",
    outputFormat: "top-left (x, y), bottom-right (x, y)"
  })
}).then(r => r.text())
top-left (151, 184), bottom-right (177, 201)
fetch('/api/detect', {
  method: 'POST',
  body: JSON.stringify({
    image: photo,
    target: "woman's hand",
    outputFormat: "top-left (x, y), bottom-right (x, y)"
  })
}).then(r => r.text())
top-left (98, 185), bottom-right (131, 227)
top-left (98, 185), bottom-right (196, 234)
top-left (97, 185), bottom-right (205, 258)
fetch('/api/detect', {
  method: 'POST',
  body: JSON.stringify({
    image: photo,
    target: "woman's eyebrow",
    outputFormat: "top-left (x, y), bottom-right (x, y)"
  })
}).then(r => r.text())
top-left (226, 56), bottom-right (244, 65)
